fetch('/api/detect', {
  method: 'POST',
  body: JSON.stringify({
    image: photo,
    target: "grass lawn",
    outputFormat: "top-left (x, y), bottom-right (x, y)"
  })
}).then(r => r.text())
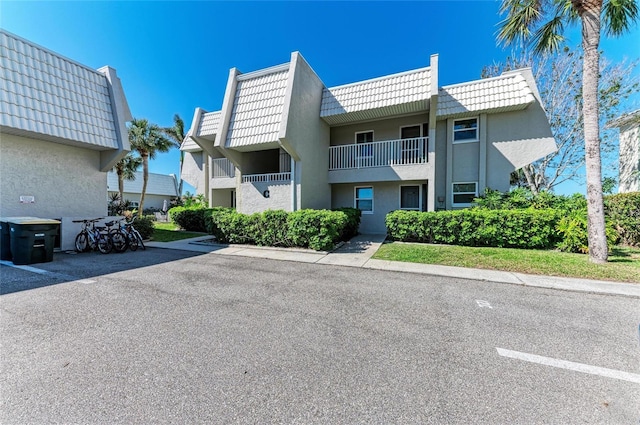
top-left (373, 242), bottom-right (640, 283)
top-left (151, 222), bottom-right (207, 242)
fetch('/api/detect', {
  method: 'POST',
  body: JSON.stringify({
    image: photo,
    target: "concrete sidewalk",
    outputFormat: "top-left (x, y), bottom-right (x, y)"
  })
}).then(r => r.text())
top-left (146, 234), bottom-right (640, 298)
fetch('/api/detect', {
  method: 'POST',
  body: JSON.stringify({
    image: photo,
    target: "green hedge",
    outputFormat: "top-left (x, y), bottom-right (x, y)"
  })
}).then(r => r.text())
top-left (332, 207), bottom-right (361, 241)
top-left (605, 192), bottom-right (640, 246)
top-left (168, 206), bottom-right (211, 232)
top-left (208, 209), bottom-right (353, 251)
top-left (386, 209), bottom-right (561, 249)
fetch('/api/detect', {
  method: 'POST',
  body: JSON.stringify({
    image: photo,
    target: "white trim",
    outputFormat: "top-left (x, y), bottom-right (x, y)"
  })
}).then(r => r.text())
top-left (354, 186), bottom-right (374, 215)
top-left (452, 117), bottom-right (479, 144)
top-left (236, 63), bottom-right (290, 81)
top-left (452, 181), bottom-right (478, 207)
top-left (399, 184), bottom-right (422, 211)
top-left (355, 130), bottom-right (374, 143)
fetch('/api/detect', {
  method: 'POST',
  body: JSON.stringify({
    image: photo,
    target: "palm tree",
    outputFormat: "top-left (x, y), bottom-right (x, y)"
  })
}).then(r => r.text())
top-left (163, 114), bottom-right (186, 195)
top-left (497, 0), bottom-right (638, 264)
top-left (113, 153), bottom-right (142, 206)
top-left (128, 118), bottom-right (174, 216)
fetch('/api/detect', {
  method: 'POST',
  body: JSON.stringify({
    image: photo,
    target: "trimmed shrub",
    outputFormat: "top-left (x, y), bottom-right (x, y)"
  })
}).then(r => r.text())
top-left (605, 192), bottom-right (640, 246)
top-left (170, 207), bottom-right (210, 232)
top-left (386, 209), bottom-right (561, 249)
top-left (333, 207), bottom-right (362, 241)
top-left (287, 209), bottom-right (347, 251)
top-left (208, 209), bottom-right (355, 251)
top-left (133, 216), bottom-right (154, 240)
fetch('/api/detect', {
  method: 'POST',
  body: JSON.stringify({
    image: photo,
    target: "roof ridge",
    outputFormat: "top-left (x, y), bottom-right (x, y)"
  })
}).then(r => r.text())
top-left (325, 66), bottom-right (431, 92)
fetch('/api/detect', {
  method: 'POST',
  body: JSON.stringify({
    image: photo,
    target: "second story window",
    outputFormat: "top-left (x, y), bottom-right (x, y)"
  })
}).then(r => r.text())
top-left (453, 118), bottom-right (478, 143)
top-left (356, 131), bottom-right (374, 159)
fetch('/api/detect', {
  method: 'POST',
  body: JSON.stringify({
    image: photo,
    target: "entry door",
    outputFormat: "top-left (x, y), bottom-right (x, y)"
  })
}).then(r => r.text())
top-left (400, 124), bottom-right (427, 164)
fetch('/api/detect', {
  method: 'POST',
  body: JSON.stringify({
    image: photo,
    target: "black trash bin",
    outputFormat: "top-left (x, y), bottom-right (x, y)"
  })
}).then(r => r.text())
top-left (0, 220), bottom-right (11, 261)
top-left (8, 218), bottom-right (60, 265)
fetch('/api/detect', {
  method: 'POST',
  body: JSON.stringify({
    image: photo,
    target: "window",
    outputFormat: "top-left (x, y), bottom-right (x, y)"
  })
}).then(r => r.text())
top-left (356, 131), bottom-right (374, 159)
top-left (400, 185), bottom-right (420, 210)
top-left (452, 182), bottom-right (478, 206)
top-left (453, 118), bottom-right (478, 143)
top-left (355, 186), bottom-right (373, 214)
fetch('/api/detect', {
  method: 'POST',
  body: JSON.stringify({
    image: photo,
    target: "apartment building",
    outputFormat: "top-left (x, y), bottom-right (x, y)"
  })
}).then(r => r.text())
top-left (181, 53), bottom-right (556, 233)
top-left (608, 109), bottom-right (640, 193)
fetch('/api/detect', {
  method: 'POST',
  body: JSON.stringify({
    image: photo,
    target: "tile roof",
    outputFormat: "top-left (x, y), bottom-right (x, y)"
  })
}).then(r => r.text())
top-left (107, 171), bottom-right (179, 197)
top-left (606, 109), bottom-right (640, 128)
top-left (320, 67), bottom-right (431, 125)
top-left (198, 110), bottom-right (221, 137)
top-left (437, 72), bottom-right (535, 118)
top-left (0, 30), bottom-right (125, 149)
top-left (225, 65), bottom-right (290, 148)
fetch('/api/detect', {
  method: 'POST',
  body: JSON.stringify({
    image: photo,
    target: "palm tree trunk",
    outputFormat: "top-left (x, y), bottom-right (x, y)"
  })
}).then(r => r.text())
top-left (139, 155), bottom-right (149, 217)
top-left (581, 0), bottom-right (608, 263)
top-left (118, 171), bottom-right (125, 206)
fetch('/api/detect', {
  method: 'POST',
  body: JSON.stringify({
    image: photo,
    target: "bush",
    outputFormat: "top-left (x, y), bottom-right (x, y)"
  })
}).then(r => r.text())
top-left (209, 209), bottom-right (350, 251)
top-left (133, 216), bottom-right (154, 240)
top-left (333, 207), bottom-right (361, 241)
top-left (169, 207), bottom-right (210, 232)
top-left (386, 209), bottom-right (561, 249)
top-left (288, 209), bottom-right (347, 251)
top-left (605, 192), bottom-right (640, 246)
top-left (556, 210), bottom-right (619, 253)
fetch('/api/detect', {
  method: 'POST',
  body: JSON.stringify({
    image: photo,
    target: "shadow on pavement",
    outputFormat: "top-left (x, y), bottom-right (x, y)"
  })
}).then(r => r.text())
top-left (0, 248), bottom-right (205, 295)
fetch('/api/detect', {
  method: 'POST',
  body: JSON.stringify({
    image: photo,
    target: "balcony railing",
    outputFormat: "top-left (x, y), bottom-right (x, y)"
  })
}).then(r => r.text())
top-left (329, 137), bottom-right (428, 170)
top-left (212, 158), bottom-right (235, 178)
top-left (242, 172), bottom-right (291, 183)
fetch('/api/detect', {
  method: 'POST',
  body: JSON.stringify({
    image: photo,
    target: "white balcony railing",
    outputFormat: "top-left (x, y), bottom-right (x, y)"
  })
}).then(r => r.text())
top-left (242, 172), bottom-right (291, 183)
top-left (212, 158), bottom-right (235, 178)
top-left (329, 137), bottom-right (428, 170)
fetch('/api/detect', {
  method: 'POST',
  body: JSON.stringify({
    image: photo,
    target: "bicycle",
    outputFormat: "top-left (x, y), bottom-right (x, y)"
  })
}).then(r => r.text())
top-left (116, 218), bottom-right (145, 251)
top-left (73, 218), bottom-right (113, 254)
top-left (104, 220), bottom-right (128, 253)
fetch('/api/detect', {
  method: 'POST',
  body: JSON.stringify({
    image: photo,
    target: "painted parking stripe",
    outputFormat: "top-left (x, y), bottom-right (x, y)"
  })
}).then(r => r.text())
top-left (1, 260), bottom-right (96, 284)
top-left (496, 347), bottom-right (640, 384)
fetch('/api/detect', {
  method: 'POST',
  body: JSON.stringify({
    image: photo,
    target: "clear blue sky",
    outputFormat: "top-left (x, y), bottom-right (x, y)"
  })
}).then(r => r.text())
top-left (2, 1), bottom-right (638, 195)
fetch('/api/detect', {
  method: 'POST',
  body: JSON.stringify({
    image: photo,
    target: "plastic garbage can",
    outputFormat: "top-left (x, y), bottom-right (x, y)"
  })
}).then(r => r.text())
top-left (8, 218), bottom-right (61, 265)
top-left (0, 220), bottom-right (11, 261)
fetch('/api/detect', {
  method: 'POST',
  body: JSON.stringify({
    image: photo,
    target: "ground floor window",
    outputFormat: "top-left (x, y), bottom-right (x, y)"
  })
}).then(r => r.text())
top-left (400, 185), bottom-right (421, 210)
top-left (355, 186), bottom-right (373, 214)
top-left (452, 182), bottom-right (478, 206)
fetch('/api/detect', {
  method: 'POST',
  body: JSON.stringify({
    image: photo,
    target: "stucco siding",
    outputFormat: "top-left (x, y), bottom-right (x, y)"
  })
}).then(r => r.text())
top-left (280, 53), bottom-right (331, 211)
top-left (182, 151), bottom-right (205, 190)
top-left (331, 181), bottom-right (426, 234)
top-left (451, 143), bottom-right (480, 182)
top-left (433, 120), bottom-right (448, 209)
top-left (1, 133), bottom-right (106, 250)
top-left (239, 181), bottom-right (291, 214)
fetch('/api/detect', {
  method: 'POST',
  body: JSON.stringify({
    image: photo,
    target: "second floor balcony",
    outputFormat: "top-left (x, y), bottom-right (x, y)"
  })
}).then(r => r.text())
top-left (329, 137), bottom-right (428, 171)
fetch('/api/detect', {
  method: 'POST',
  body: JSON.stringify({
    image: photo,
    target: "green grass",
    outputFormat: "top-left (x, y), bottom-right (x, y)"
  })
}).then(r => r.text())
top-left (151, 222), bottom-right (207, 242)
top-left (373, 242), bottom-right (640, 283)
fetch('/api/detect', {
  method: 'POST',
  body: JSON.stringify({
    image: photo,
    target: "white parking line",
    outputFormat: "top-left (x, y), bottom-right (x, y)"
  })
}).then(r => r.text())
top-left (1, 260), bottom-right (48, 274)
top-left (496, 347), bottom-right (640, 384)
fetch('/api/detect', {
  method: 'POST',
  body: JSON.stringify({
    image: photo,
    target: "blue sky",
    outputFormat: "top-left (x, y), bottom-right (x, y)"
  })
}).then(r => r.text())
top-left (2, 0), bottom-right (638, 195)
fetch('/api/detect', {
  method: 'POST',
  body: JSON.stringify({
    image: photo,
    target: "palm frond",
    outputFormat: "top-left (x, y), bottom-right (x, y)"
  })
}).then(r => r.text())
top-left (531, 15), bottom-right (567, 52)
top-left (603, 0), bottom-right (639, 36)
top-left (497, 0), bottom-right (544, 46)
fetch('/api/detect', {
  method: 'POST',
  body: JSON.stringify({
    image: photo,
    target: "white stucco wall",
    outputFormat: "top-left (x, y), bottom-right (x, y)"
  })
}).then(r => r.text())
top-left (329, 113), bottom-right (430, 146)
top-left (1, 133), bottom-right (107, 250)
top-left (239, 181), bottom-right (291, 214)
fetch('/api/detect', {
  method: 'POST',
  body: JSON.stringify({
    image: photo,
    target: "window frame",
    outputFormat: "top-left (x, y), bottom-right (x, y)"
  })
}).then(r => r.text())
top-left (451, 182), bottom-right (478, 207)
top-left (452, 117), bottom-right (479, 144)
top-left (399, 184), bottom-right (422, 211)
top-left (355, 130), bottom-right (374, 160)
top-left (354, 186), bottom-right (374, 215)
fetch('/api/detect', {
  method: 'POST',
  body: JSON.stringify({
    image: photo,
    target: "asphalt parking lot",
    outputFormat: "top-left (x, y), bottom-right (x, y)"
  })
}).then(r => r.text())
top-left (2, 248), bottom-right (639, 424)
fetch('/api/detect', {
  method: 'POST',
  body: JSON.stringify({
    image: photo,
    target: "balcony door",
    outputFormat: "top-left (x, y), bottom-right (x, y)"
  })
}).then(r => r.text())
top-left (400, 123), bottom-right (428, 164)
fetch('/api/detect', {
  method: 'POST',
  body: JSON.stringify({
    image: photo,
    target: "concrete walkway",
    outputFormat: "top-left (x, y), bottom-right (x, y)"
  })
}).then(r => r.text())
top-left (146, 234), bottom-right (640, 298)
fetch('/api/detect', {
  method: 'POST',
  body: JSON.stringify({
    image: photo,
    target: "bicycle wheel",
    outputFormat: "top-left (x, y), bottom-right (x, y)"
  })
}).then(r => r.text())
top-left (111, 230), bottom-right (128, 253)
top-left (97, 233), bottom-right (113, 254)
top-left (136, 231), bottom-right (146, 250)
top-left (127, 231), bottom-right (139, 251)
top-left (75, 232), bottom-right (89, 252)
